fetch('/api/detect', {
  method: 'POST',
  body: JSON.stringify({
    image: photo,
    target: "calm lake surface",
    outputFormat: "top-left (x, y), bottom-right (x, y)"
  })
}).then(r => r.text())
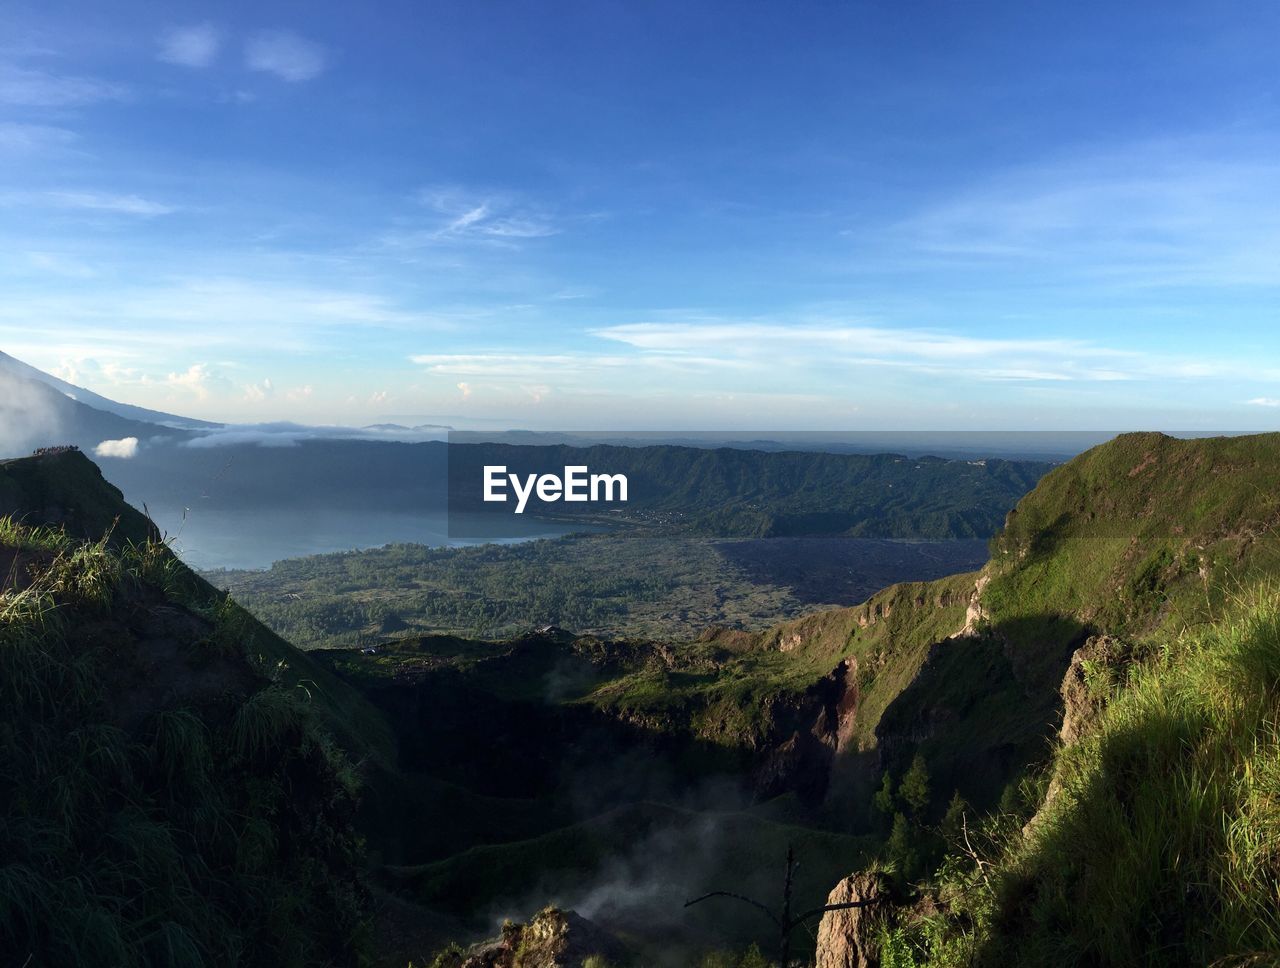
top-left (147, 506), bottom-right (602, 570)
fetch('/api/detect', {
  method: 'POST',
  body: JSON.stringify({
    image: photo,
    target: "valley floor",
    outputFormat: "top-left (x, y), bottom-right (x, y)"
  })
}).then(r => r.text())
top-left (204, 530), bottom-right (988, 647)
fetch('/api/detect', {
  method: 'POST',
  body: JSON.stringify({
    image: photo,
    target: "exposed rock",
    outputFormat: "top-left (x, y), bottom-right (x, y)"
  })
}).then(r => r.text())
top-left (753, 657), bottom-right (860, 800)
top-left (1059, 634), bottom-right (1122, 746)
top-left (856, 600), bottom-right (895, 629)
top-left (961, 571), bottom-right (990, 635)
top-left (815, 872), bottom-right (889, 968)
top-left (450, 907), bottom-right (627, 968)
top-left (1025, 634), bottom-right (1124, 835)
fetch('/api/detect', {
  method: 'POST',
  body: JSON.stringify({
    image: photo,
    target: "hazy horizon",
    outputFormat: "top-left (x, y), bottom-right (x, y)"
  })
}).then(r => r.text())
top-left (2, 1), bottom-right (1280, 430)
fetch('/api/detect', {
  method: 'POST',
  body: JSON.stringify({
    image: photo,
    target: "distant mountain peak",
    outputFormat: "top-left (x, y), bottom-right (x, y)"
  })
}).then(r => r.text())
top-left (0, 350), bottom-right (221, 431)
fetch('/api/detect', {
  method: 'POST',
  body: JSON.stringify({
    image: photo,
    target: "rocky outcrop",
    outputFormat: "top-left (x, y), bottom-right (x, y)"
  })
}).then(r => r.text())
top-left (1058, 634), bottom-right (1122, 745)
top-left (448, 907), bottom-right (627, 968)
top-left (1025, 634), bottom-right (1125, 835)
top-left (752, 657), bottom-right (860, 800)
top-left (961, 571), bottom-right (990, 635)
top-left (815, 872), bottom-right (890, 968)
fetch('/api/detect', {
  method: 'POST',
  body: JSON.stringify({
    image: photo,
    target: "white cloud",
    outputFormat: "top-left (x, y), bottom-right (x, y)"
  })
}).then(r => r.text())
top-left (0, 66), bottom-right (128, 106)
top-left (244, 31), bottom-right (327, 82)
top-left (457, 381), bottom-right (472, 399)
top-left (40, 191), bottom-right (176, 217)
top-left (411, 353), bottom-right (631, 377)
top-left (0, 370), bottom-right (64, 455)
top-left (158, 23), bottom-right (224, 69)
top-left (166, 363), bottom-right (213, 398)
top-left (512, 318), bottom-right (1280, 390)
top-left (286, 384), bottom-right (313, 401)
top-left (1247, 397), bottom-right (1280, 407)
top-left (52, 357), bottom-right (143, 386)
top-left (369, 390), bottom-right (388, 405)
top-left (94, 436), bottom-right (138, 459)
top-left (180, 423), bottom-right (449, 449)
top-left (397, 186), bottom-right (559, 247)
top-left (590, 321), bottom-right (1150, 384)
top-left (0, 278), bottom-right (454, 352)
top-left (184, 430), bottom-right (301, 449)
top-left (244, 377), bottom-right (273, 402)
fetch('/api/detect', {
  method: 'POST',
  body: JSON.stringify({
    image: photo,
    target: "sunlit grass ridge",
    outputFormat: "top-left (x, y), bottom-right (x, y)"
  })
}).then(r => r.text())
top-left (883, 583), bottom-right (1280, 967)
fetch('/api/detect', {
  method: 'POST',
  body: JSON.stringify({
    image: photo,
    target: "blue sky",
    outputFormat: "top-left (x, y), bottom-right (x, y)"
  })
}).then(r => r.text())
top-left (2, 0), bottom-right (1279, 429)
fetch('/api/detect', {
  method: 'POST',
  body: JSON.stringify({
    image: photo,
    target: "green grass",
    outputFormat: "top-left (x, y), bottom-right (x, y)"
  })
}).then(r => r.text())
top-left (0, 513), bottom-right (71, 552)
top-left (0, 449), bottom-right (157, 546)
top-left (883, 584), bottom-right (1280, 967)
top-left (0, 515), bottom-right (371, 966)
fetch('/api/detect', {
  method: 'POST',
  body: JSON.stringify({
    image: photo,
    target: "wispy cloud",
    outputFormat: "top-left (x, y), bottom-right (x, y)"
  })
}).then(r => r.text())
top-left (41, 191), bottom-right (176, 216)
top-left (0, 65), bottom-right (127, 106)
top-left (409, 350), bottom-right (744, 379)
top-left (243, 377), bottom-right (273, 402)
top-left (244, 30), bottom-right (327, 82)
top-left (892, 138), bottom-right (1280, 288)
top-left (0, 122), bottom-right (78, 154)
top-left (410, 353), bottom-right (626, 377)
top-left (591, 320), bottom-right (1280, 386)
top-left (50, 357), bottom-right (225, 402)
top-left (0, 277), bottom-right (458, 366)
top-left (1247, 397), bottom-right (1280, 408)
top-left (158, 23), bottom-right (224, 69)
top-left (387, 186), bottom-right (559, 248)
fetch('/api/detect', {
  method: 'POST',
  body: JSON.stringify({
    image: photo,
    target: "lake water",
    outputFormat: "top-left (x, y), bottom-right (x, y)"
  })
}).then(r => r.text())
top-left (146, 506), bottom-right (602, 571)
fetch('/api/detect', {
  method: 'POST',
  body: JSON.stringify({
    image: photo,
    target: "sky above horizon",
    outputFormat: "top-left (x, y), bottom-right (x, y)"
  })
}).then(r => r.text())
top-left (2, 0), bottom-right (1280, 430)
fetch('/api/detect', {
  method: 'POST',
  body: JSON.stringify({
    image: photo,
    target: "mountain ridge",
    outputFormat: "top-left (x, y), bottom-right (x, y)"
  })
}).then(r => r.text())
top-left (314, 431), bottom-right (1280, 962)
top-left (6, 409), bottom-right (1280, 964)
top-left (0, 350), bottom-right (221, 430)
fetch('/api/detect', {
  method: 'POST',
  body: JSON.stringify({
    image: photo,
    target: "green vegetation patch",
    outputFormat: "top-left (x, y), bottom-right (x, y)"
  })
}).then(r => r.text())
top-left (880, 585), bottom-right (1280, 967)
top-left (0, 516), bottom-right (371, 966)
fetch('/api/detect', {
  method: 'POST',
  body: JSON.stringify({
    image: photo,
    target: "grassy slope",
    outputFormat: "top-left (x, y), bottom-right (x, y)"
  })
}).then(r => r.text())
top-left (0, 511), bottom-right (369, 966)
top-left (999, 592), bottom-right (1280, 965)
top-left (576, 433), bottom-right (1280, 809)
top-left (883, 588), bottom-right (1280, 968)
top-left (0, 451), bottom-right (396, 768)
top-left (26, 432), bottom-right (1263, 964)
top-left (314, 432), bottom-right (1280, 941)
top-left (573, 569), bottom-right (978, 756)
top-left (0, 450), bottom-right (159, 545)
top-left (861, 433), bottom-right (1280, 966)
